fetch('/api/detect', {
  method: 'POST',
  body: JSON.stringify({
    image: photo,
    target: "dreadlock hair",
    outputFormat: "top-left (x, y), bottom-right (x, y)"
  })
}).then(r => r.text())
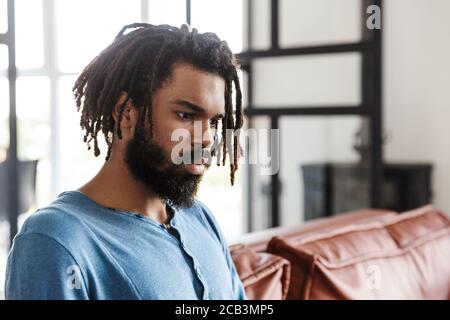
top-left (73, 23), bottom-right (244, 186)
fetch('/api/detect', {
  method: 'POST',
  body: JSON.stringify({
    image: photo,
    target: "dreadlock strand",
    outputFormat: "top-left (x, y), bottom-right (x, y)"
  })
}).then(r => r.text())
top-left (114, 23), bottom-right (153, 40)
top-left (142, 39), bottom-right (170, 139)
top-left (96, 35), bottom-right (150, 112)
top-left (115, 95), bottom-right (131, 140)
top-left (221, 81), bottom-right (231, 166)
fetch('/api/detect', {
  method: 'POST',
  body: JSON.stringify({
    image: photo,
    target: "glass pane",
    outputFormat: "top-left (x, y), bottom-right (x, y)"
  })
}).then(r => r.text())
top-left (58, 76), bottom-right (104, 193)
top-left (191, 0), bottom-right (243, 53)
top-left (1, 77), bottom-right (50, 278)
top-left (16, 76), bottom-right (51, 208)
top-left (248, 0), bottom-right (271, 51)
top-left (252, 53), bottom-right (361, 107)
top-left (15, 0), bottom-right (44, 69)
top-left (0, 0), bottom-right (7, 33)
top-left (55, 0), bottom-right (141, 73)
top-left (244, 116), bottom-right (273, 231)
top-left (279, 116), bottom-right (368, 225)
top-left (280, 0), bottom-right (361, 47)
top-left (198, 161), bottom-right (245, 239)
top-left (16, 77), bottom-right (50, 122)
top-left (188, 27), bottom-right (244, 237)
top-left (147, 0), bottom-right (186, 27)
top-left (200, 105), bottom-right (247, 239)
top-left (0, 44), bottom-right (8, 72)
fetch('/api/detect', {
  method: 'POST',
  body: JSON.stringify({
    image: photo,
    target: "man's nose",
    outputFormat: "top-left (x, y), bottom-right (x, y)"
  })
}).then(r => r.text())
top-left (192, 120), bottom-right (214, 150)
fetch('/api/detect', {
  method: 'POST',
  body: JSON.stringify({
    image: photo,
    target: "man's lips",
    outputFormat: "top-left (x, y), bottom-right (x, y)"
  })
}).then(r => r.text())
top-left (184, 155), bottom-right (210, 165)
top-left (183, 164), bottom-right (205, 175)
top-left (181, 157), bottom-right (210, 175)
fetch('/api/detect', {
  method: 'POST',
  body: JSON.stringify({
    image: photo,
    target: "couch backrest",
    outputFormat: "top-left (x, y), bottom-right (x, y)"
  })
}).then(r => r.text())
top-left (229, 209), bottom-right (396, 252)
top-left (230, 208), bottom-right (396, 299)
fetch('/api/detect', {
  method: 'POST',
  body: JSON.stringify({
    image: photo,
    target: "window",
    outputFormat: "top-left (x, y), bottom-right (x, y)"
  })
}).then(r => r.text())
top-left (15, 0), bottom-right (44, 69)
top-left (147, 0), bottom-right (187, 26)
top-left (9, 0), bottom-right (245, 235)
top-left (280, 0), bottom-right (361, 47)
top-left (0, 44), bottom-right (7, 72)
top-left (191, 0), bottom-right (244, 53)
top-left (55, 0), bottom-right (141, 73)
top-left (58, 75), bottom-right (105, 193)
top-left (191, 0), bottom-right (245, 237)
top-left (253, 53), bottom-right (362, 107)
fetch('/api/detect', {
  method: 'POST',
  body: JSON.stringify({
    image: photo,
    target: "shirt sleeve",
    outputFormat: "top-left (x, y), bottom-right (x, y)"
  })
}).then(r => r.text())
top-left (195, 201), bottom-right (248, 300)
top-left (5, 233), bottom-right (89, 300)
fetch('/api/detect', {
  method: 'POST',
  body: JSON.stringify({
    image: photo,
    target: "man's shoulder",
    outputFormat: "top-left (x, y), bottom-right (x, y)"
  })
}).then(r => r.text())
top-left (17, 201), bottom-right (91, 248)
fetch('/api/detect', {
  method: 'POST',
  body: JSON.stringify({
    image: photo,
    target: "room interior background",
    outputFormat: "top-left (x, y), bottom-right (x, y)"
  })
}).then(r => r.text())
top-left (1, 0), bottom-right (450, 289)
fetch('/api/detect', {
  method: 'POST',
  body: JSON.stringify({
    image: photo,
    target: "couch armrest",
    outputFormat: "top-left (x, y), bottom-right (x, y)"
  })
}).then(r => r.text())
top-left (230, 244), bottom-right (290, 300)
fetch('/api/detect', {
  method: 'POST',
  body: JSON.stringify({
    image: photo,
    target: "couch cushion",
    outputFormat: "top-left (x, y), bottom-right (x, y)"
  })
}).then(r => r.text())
top-left (230, 244), bottom-right (290, 300)
top-left (267, 205), bottom-right (450, 299)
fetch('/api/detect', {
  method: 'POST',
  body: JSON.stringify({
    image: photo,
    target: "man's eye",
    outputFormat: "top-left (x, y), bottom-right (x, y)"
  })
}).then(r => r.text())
top-left (176, 112), bottom-right (194, 120)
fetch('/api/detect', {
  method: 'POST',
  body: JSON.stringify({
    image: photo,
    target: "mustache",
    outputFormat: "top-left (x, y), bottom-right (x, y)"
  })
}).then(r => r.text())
top-left (174, 145), bottom-right (214, 166)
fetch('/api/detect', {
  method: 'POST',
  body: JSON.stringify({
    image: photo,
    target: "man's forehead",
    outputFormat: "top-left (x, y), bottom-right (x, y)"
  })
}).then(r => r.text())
top-left (163, 64), bottom-right (226, 113)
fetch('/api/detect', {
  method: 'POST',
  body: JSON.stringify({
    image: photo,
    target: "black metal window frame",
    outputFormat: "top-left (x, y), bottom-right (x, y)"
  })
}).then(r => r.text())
top-left (237, 0), bottom-right (383, 230)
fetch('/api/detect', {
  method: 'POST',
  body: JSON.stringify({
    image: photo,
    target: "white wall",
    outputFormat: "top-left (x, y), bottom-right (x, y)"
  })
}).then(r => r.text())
top-left (249, 0), bottom-right (450, 229)
top-left (384, 0), bottom-right (450, 214)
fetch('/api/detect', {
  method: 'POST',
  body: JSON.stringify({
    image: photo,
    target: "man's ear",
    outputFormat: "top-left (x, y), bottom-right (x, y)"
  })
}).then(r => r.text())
top-left (112, 91), bottom-right (138, 139)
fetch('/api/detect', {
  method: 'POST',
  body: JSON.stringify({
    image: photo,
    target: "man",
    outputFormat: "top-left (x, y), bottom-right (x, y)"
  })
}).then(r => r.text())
top-left (5, 23), bottom-right (246, 300)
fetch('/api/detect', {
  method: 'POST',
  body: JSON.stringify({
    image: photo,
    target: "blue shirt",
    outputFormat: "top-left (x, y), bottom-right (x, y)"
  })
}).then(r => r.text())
top-left (5, 190), bottom-right (247, 300)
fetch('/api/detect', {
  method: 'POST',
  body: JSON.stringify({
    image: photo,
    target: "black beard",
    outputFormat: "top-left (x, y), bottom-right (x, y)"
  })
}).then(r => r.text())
top-left (124, 128), bottom-right (204, 209)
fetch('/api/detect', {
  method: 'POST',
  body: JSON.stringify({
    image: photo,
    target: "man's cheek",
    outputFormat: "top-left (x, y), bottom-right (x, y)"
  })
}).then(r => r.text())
top-left (168, 142), bottom-right (191, 165)
top-left (169, 128), bottom-right (193, 164)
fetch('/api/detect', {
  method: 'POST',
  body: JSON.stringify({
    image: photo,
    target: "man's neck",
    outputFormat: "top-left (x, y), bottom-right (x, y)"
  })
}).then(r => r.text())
top-left (77, 157), bottom-right (171, 225)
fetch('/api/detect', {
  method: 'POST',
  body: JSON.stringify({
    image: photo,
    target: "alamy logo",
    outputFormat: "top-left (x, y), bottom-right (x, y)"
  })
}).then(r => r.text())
top-left (365, 264), bottom-right (381, 290)
top-left (66, 265), bottom-right (82, 290)
top-left (170, 122), bottom-right (280, 176)
top-left (366, 5), bottom-right (381, 30)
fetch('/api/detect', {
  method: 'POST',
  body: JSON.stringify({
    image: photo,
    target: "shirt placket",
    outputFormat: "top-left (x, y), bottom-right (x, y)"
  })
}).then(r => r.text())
top-left (160, 222), bottom-right (209, 300)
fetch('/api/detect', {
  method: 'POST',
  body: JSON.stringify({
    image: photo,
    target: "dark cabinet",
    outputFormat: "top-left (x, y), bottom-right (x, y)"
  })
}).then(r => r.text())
top-left (302, 163), bottom-right (432, 220)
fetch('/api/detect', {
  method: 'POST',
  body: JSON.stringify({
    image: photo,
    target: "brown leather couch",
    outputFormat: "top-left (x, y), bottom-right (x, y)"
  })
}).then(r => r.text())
top-left (229, 205), bottom-right (450, 300)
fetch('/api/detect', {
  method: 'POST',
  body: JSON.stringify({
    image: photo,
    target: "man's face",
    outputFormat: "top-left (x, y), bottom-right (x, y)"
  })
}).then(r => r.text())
top-left (124, 63), bottom-right (226, 208)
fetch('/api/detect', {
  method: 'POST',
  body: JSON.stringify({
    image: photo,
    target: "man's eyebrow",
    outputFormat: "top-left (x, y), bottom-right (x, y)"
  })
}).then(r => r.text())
top-left (172, 99), bottom-right (205, 113)
top-left (171, 99), bottom-right (225, 119)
